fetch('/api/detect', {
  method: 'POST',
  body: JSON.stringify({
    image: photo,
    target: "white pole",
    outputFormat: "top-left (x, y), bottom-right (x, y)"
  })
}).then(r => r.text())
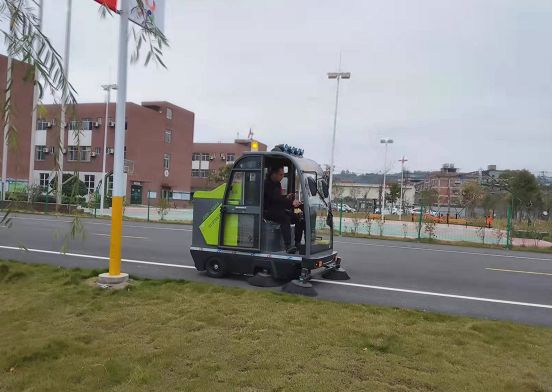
top-left (100, 87), bottom-right (111, 215)
top-left (57, 0), bottom-right (72, 204)
top-left (381, 142), bottom-right (388, 222)
top-left (399, 158), bottom-right (404, 221)
top-left (113, 0), bottom-right (128, 204)
top-left (28, 0), bottom-right (44, 192)
top-left (2, 55), bottom-right (12, 200)
top-left (105, 0), bottom-right (129, 279)
top-left (328, 74), bottom-right (341, 203)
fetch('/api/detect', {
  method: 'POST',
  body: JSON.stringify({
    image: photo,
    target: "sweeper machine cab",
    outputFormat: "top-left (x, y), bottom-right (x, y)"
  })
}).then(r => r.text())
top-left (190, 144), bottom-right (350, 296)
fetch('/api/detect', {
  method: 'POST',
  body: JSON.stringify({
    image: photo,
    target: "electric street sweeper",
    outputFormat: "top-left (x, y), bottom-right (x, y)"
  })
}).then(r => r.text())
top-left (190, 144), bottom-right (350, 296)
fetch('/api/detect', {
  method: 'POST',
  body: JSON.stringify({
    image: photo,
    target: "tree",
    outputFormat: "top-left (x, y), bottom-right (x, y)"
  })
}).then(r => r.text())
top-left (509, 170), bottom-right (542, 220)
top-left (207, 164), bottom-right (232, 187)
top-left (387, 182), bottom-right (401, 209)
top-left (49, 173), bottom-right (87, 198)
top-left (348, 183), bottom-right (361, 208)
top-left (332, 183), bottom-right (345, 201)
top-left (462, 182), bottom-right (485, 218)
top-left (420, 189), bottom-right (438, 208)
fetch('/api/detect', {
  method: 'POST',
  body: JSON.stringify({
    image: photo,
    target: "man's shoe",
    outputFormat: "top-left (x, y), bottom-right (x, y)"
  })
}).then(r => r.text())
top-left (286, 245), bottom-right (297, 254)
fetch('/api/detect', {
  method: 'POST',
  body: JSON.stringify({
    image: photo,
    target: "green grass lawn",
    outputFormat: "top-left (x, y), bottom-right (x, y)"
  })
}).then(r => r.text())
top-left (1, 261), bottom-right (552, 392)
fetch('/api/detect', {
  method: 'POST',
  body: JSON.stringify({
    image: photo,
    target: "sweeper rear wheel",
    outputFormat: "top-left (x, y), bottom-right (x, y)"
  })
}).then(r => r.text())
top-left (205, 257), bottom-right (226, 278)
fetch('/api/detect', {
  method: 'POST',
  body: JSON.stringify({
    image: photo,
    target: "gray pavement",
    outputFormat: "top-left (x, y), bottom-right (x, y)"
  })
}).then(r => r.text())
top-left (1, 213), bottom-right (552, 327)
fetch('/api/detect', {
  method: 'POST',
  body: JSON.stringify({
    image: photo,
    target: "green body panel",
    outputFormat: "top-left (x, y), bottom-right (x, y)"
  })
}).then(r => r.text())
top-left (195, 183), bottom-right (240, 246)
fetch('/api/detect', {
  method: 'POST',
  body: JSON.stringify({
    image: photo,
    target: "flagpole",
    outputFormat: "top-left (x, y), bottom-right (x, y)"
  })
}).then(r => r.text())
top-left (57, 0), bottom-right (72, 204)
top-left (28, 0), bottom-right (44, 193)
top-left (100, 0), bottom-right (130, 284)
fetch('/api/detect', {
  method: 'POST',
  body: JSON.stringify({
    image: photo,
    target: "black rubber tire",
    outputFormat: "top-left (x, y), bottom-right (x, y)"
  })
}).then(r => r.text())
top-left (205, 257), bottom-right (226, 278)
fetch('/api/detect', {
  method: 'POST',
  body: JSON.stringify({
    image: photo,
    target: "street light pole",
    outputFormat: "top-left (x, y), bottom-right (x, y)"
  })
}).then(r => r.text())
top-left (327, 65), bottom-right (351, 203)
top-left (57, 0), bottom-right (72, 205)
top-left (100, 84), bottom-right (117, 215)
top-left (399, 156), bottom-right (407, 221)
top-left (380, 139), bottom-right (393, 222)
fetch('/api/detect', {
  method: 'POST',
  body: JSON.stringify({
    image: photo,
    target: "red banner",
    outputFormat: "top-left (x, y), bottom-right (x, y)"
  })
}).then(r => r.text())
top-left (94, 0), bottom-right (118, 11)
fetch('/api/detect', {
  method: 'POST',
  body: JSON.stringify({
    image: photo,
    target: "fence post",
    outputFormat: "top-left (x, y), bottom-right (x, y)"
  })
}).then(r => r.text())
top-left (147, 191), bottom-right (151, 223)
top-left (339, 198), bottom-right (343, 235)
top-left (506, 206), bottom-right (511, 249)
top-left (417, 201), bottom-right (424, 242)
top-left (94, 189), bottom-right (98, 218)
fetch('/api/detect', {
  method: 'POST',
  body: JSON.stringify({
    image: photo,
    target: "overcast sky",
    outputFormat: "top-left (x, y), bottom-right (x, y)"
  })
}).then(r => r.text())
top-left (5, 0), bottom-right (552, 174)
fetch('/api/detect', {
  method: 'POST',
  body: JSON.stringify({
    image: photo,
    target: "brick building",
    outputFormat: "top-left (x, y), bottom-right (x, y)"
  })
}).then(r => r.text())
top-left (414, 164), bottom-right (479, 206)
top-left (190, 139), bottom-right (267, 192)
top-left (0, 56), bottom-right (33, 189)
top-left (35, 101), bottom-right (194, 205)
top-left (0, 54), bottom-right (267, 205)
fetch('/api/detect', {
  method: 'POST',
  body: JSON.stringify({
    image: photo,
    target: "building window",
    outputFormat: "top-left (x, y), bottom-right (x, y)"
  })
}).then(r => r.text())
top-left (107, 175), bottom-right (113, 197)
top-left (68, 146), bottom-right (78, 161)
top-left (200, 169), bottom-right (208, 178)
top-left (85, 175), bottom-right (95, 194)
top-left (201, 153), bottom-right (209, 161)
top-left (166, 108), bottom-right (172, 119)
top-left (192, 153), bottom-right (200, 161)
top-left (227, 153), bottom-right (235, 163)
top-left (35, 145), bottom-right (45, 161)
top-left (37, 119), bottom-right (49, 131)
top-left (165, 129), bottom-right (172, 143)
top-left (95, 147), bottom-right (101, 154)
top-left (69, 120), bottom-right (78, 131)
top-left (162, 189), bottom-right (173, 200)
top-left (164, 154), bottom-right (171, 169)
top-left (191, 169), bottom-right (200, 177)
top-left (39, 173), bottom-right (49, 191)
top-left (124, 146), bottom-right (127, 159)
top-left (82, 118), bottom-right (93, 131)
top-left (80, 147), bottom-right (91, 162)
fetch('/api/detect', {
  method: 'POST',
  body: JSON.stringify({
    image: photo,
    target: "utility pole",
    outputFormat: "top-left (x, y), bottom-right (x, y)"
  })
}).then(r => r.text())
top-left (100, 84), bottom-right (117, 215)
top-left (57, 0), bottom-right (72, 204)
top-left (327, 56), bottom-right (351, 203)
top-left (398, 156), bottom-right (407, 220)
top-left (28, 0), bottom-right (44, 193)
top-left (380, 139), bottom-right (393, 221)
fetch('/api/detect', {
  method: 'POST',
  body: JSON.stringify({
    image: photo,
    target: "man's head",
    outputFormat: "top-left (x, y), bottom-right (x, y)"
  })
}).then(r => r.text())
top-left (270, 165), bottom-right (285, 183)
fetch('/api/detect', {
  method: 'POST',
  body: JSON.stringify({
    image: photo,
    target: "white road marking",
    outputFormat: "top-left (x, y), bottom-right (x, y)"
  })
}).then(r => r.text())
top-left (0, 245), bottom-right (195, 269)
top-left (4, 215), bottom-right (192, 232)
top-left (334, 240), bottom-right (552, 262)
top-left (91, 233), bottom-right (147, 239)
top-left (1, 244), bottom-right (551, 310)
top-left (311, 279), bottom-right (552, 309)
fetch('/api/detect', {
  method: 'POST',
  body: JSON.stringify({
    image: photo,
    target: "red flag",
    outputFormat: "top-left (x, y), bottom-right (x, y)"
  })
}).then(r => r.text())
top-left (94, 0), bottom-right (118, 11)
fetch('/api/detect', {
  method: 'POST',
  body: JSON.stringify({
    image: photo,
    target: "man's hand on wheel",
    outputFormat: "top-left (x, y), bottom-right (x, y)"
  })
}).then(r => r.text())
top-left (292, 200), bottom-right (302, 207)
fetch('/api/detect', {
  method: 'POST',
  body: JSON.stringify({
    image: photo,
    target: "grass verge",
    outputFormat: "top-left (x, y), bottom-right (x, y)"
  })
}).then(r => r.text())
top-left (1, 260), bottom-right (552, 392)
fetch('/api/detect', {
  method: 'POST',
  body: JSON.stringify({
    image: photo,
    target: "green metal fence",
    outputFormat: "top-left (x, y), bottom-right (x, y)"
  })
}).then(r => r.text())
top-left (326, 199), bottom-right (525, 248)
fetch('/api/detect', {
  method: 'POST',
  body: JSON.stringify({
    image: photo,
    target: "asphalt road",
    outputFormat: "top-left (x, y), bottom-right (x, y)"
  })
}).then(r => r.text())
top-left (1, 213), bottom-right (552, 327)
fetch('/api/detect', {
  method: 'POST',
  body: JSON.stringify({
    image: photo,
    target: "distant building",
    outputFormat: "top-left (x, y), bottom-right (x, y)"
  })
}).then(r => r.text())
top-left (337, 182), bottom-right (416, 211)
top-left (190, 139), bottom-right (267, 192)
top-left (414, 164), bottom-right (479, 207)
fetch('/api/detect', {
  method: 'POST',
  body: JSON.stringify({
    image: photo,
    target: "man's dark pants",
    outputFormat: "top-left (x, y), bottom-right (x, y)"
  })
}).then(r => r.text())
top-left (264, 210), bottom-right (304, 245)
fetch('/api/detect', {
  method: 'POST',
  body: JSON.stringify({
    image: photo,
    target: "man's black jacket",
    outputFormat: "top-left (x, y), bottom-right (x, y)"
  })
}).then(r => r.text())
top-left (264, 178), bottom-right (293, 212)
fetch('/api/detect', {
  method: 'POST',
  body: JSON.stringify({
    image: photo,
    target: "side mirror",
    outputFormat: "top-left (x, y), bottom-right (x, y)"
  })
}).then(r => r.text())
top-left (322, 181), bottom-right (329, 199)
top-left (307, 177), bottom-right (317, 197)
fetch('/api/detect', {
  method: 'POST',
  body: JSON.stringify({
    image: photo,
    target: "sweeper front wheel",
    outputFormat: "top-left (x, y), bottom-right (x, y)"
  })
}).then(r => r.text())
top-left (205, 257), bottom-right (226, 278)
